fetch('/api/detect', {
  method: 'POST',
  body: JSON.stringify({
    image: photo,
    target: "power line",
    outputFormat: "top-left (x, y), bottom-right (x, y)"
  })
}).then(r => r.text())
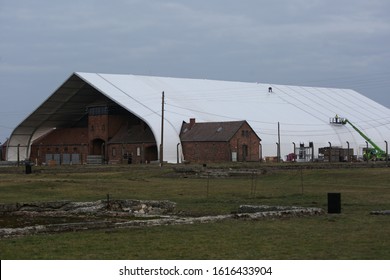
top-left (299, 71), bottom-right (390, 87)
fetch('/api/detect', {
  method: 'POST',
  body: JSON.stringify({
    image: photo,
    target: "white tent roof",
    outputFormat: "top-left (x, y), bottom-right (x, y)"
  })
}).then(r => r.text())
top-left (7, 72), bottom-right (390, 162)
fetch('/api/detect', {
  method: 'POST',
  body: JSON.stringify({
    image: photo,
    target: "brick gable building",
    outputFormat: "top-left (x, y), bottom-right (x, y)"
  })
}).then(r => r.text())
top-left (180, 119), bottom-right (261, 162)
top-left (29, 102), bottom-right (158, 165)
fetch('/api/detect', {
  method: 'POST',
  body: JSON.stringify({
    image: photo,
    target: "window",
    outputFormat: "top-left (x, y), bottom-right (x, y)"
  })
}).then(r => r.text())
top-left (242, 130), bottom-right (250, 137)
top-left (112, 148), bottom-right (116, 157)
top-left (88, 106), bottom-right (109, 116)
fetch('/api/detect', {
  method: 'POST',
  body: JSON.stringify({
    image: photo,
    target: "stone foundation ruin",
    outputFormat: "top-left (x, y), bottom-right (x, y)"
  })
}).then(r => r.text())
top-left (0, 200), bottom-right (325, 238)
top-left (0, 199), bottom-right (176, 216)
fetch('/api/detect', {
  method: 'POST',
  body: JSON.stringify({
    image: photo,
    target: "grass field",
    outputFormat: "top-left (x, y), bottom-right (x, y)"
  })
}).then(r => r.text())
top-left (0, 163), bottom-right (389, 259)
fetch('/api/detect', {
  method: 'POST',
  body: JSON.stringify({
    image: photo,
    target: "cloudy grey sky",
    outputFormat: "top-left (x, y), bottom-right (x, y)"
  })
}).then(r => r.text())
top-left (1, 0), bottom-right (390, 142)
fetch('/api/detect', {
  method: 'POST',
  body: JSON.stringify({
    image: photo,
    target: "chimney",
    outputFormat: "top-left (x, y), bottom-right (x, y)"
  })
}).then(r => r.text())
top-left (189, 118), bottom-right (196, 129)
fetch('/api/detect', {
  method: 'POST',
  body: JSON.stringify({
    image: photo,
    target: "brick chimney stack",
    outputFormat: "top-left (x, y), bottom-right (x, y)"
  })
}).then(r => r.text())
top-left (189, 118), bottom-right (196, 129)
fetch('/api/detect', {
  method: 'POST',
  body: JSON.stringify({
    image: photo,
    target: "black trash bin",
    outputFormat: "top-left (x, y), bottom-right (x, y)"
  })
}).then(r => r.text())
top-left (25, 162), bottom-right (32, 174)
top-left (328, 193), bottom-right (341, 214)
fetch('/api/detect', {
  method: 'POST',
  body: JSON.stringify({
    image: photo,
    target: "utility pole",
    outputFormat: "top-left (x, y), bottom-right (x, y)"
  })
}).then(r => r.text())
top-left (17, 144), bottom-right (20, 166)
top-left (277, 122), bottom-right (281, 162)
top-left (160, 91), bottom-right (165, 166)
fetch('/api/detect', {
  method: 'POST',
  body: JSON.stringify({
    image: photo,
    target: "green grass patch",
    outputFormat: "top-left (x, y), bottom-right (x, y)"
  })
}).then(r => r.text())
top-left (0, 164), bottom-right (389, 259)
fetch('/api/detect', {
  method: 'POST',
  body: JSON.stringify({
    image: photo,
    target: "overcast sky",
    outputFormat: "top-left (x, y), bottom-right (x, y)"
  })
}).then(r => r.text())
top-left (1, 0), bottom-right (390, 142)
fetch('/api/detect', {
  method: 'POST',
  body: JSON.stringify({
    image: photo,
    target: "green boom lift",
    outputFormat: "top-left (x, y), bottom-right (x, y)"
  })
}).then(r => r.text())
top-left (330, 116), bottom-right (386, 160)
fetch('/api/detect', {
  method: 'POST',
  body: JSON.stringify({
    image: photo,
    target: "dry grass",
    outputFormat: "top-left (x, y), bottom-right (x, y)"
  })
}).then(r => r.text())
top-left (0, 163), bottom-right (389, 259)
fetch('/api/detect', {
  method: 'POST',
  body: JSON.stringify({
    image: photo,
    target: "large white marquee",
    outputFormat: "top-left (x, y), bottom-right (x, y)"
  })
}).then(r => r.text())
top-left (7, 72), bottom-right (390, 162)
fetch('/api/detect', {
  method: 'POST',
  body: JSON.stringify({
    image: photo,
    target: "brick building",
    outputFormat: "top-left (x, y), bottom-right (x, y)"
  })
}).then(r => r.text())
top-left (29, 115), bottom-right (261, 164)
top-left (29, 103), bottom-right (158, 165)
top-left (180, 119), bottom-right (261, 163)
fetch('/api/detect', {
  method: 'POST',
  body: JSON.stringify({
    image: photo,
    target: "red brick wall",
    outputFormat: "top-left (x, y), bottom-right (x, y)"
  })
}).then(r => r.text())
top-left (35, 128), bottom-right (88, 144)
top-left (88, 115), bottom-right (126, 142)
top-left (88, 115), bottom-right (109, 141)
top-left (182, 142), bottom-right (231, 163)
top-left (108, 115), bottom-right (126, 140)
top-left (88, 115), bottom-right (130, 155)
top-left (30, 127), bottom-right (89, 164)
top-left (182, 122), bottom-right (260, 163)
top-left (107, 143), bottom-right (158, 164)
top-left (29, 115), bottom-right (158, 164)
top-left (229, 122), bottom-right (260, 162)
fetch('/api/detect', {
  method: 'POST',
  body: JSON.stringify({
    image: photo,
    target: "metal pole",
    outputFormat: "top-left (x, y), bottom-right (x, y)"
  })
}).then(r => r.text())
top-left (5, 138), bottom-right (8, 162)
top-left (385, 141), bottom-right (388, 165)
top-left (176, 143), bottom-right (181, 164)
top-left (259, 143), bottom-right (262, 162)
top-left (346, 141), bottom-right (350, 162)
top-left (365, 141), bottom-right (369, 163)
top-left (311, 142), bottom-right (314, 162)
top-left (277, 122), bottom-right (281, 162)
top-left (17, 144), bottom-right (20, 166)
top-left (328, 142), bottom-right (332, 162)
top-left (160, 91), bottom-right (165, 166)
top-left (292, 142), bottom-right (296, 162)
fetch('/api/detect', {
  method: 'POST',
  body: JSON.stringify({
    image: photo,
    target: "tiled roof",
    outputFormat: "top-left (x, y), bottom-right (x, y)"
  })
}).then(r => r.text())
top-left (180, 120), bottom-right (247, 142)
top-left (108, 125), bottom-right (155, 144)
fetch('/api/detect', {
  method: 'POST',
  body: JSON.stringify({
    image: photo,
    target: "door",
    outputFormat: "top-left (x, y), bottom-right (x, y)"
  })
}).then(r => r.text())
top-left (91, 138), bottom-right (105, 155)
top-left (242, 144), bottom-right (248, 161)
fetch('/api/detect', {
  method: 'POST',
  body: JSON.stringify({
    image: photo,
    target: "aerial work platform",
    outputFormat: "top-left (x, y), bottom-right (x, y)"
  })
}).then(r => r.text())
top-left (329, 115), bottom-right (387, 160)
top-left (329, 116), bottom-right (346, 125)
